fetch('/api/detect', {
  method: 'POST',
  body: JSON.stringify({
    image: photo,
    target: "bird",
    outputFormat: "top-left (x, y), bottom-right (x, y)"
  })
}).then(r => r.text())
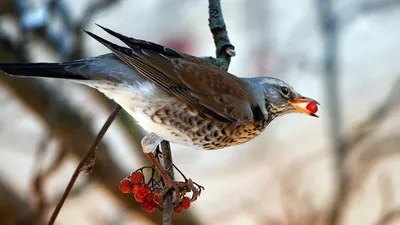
top-left (0, 24), bottom-right (319, 198)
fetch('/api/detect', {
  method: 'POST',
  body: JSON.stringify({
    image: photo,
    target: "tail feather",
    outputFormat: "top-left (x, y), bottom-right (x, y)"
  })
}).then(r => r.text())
top-left (0, 61), bottom-right (89, 80)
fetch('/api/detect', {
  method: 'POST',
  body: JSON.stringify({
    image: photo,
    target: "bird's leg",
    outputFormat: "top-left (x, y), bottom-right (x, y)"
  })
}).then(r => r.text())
top-left (141, 133), bottom-right (180, 204)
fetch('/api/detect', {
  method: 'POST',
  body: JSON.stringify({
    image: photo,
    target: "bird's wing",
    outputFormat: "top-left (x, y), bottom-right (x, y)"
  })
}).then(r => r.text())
top-left (84, 26), bottom-right (255, 124)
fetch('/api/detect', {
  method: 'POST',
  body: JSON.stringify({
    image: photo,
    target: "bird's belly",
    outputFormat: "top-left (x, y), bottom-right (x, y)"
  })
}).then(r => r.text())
top-left (88, 81), bottom-right (267, 150)
top-left (87, 81), bottom-right (202, 148)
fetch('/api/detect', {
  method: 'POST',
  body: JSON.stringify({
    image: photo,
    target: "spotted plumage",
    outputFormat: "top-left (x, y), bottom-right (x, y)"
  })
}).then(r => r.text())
top-left (0, 25), bottom-right (319, 151)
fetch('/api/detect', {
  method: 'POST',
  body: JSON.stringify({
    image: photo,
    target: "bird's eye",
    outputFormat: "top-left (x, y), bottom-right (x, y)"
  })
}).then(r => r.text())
top-left (281, 87), bottom-right (289, 95)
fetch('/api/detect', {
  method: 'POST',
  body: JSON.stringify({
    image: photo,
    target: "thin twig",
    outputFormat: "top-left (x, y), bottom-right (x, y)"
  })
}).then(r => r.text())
top-left (161, 141), bottom-right (174, 225)
top-left (47, 105), bottom-right (121, 225)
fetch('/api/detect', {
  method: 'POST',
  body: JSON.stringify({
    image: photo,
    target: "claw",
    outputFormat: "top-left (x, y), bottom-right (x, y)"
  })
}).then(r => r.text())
top-left (159, 180), bottom-right (181, 207)
top-left (140, 138), bottom-right (205, 211)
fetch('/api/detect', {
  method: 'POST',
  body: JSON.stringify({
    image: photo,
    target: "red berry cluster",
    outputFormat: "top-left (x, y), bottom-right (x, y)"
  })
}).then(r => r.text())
top-left (119, 171), bottom-right (159, 212)
top-left (119, 166), bottom-right (203, 213)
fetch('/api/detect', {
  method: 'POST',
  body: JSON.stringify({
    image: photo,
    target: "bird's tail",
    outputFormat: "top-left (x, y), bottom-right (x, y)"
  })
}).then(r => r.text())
top-left (0, 61), bottom-right (89, 80)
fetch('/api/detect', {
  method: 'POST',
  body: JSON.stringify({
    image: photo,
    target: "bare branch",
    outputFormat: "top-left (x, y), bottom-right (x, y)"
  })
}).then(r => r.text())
top-left (47, 105), bottom-right (121, 225)
top-left (202, 0), bottom-right (235, 71)
top-left (161, 141), bottom-right (174, 225)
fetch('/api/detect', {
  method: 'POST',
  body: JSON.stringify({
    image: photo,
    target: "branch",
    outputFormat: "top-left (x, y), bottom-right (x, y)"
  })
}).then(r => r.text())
top-left (161, 141), bottom-right (174, 225)
top-left (47, 105), bottom-right (121, 225)
top-left (202, 0), bottom-right (236, 71)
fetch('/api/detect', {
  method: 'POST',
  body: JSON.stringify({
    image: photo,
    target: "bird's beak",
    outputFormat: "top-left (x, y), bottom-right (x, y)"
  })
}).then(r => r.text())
top-left (289, 96), bottom-right (320, 118)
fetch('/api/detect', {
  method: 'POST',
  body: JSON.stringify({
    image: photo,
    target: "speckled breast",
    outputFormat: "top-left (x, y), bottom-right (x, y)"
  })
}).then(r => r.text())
top-left (144, 101), bottom-right (270, 150)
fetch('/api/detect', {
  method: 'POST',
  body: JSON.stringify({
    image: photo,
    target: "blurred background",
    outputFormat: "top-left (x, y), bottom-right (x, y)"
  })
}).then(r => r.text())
top-left (1, 0), bottom-right (400, 224)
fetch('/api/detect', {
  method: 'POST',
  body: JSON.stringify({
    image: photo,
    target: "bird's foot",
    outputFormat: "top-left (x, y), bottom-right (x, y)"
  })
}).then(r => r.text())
top-left (171, 163), bottom-right (205, 202)
top-left (155, 177), bottom-right (204, 209)
top-left (152, 150), bottom-right (205, 208)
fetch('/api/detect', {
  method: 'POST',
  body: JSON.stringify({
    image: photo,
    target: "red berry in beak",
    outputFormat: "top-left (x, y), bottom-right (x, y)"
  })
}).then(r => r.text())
top-left (306, 102), bottom-right (318, 114)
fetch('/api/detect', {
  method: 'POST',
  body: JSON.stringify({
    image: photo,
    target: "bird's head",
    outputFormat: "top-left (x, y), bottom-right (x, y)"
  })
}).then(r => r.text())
top-left (252, 77), bottom-right (320, 119)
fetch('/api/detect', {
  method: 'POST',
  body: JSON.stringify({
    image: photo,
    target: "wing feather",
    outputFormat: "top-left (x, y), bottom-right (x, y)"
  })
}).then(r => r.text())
top-left (84, 27), bottom-right (257, 123)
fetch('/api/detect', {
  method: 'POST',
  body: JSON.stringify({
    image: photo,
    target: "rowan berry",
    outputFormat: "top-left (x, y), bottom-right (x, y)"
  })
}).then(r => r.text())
top-left (142, 194), bottom-right (157, 212)
top-left (133, 184), bottom-right (149, 202)
top-left (181, 197), bottom-right (191, 210)
top-left (173, 204), bottom-right (183, 213)
top-left (306, 102), bottom-right (318, 113)
top-left (119, 179), bottom-right (133, 194)
top-left (129, 171), bottom-right (144, 185)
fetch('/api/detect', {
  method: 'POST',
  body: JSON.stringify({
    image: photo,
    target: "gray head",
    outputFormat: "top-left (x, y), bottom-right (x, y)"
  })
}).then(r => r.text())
top-left (247, 77), bottom-right (319, 119)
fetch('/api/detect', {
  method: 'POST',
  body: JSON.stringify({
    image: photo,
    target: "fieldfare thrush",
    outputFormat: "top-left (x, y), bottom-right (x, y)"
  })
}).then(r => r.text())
top-left (0, 25), bottom-right (319, 199)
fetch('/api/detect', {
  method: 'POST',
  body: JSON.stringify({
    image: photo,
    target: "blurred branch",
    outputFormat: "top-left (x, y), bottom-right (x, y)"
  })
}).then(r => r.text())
top-left (339, 0), bottom-right (400, 26)
top-left (0, 178), bottom-right (33, 225)
top-left (12, 0), bottom-right (123, 61)
top-left (375, 208), bottom-right (400, 225)
top-left (17, 0), bottom-right (149, 162)
top-left (316, 0), bottom-right (347, 224)
top-left (346, 77), bottom-right (400, 150)
top-left (0, 0), bottom-right (15, 14)
top-left (30, 131), bottom-right (54, 225)
top-left (0, 32), bottom-right (28, 62)
top-left (352, 137), bottom-right (400, 192)
top-left (343, 76), bottom-right (400, 190)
